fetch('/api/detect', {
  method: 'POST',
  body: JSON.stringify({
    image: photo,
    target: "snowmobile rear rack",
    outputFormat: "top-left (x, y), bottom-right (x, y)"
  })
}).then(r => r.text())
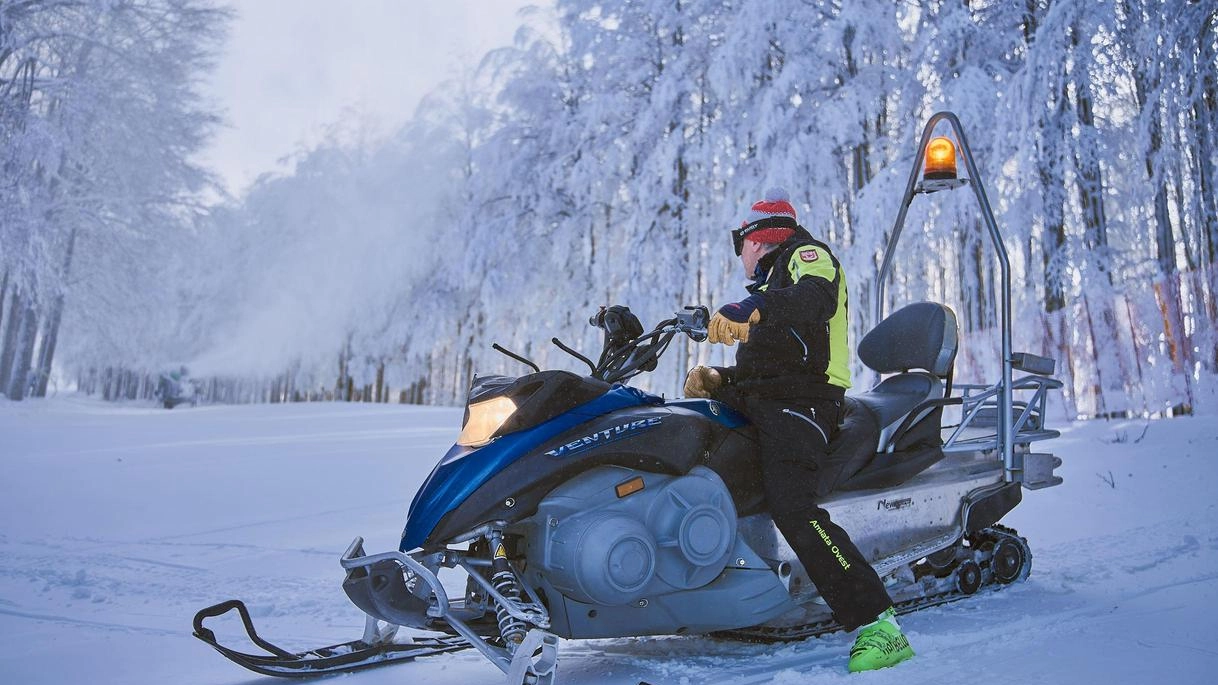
top-left (191, 598), bottom-right (471, 678)
top-left (945, 374), bottom-right (1062, 452)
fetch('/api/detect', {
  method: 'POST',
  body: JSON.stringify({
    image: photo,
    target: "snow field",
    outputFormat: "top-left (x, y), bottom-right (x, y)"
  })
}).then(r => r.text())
top-left (0, 396), bottom-right (1216, 684)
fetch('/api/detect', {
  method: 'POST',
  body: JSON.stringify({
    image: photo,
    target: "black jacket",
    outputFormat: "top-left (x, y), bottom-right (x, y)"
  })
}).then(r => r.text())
top-left (715, 226), bottom-right (850, 401)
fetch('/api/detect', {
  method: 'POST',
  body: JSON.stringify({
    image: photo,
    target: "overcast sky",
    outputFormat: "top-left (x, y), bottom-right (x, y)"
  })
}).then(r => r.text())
top-left (198, 0), bottom-right (545, 197)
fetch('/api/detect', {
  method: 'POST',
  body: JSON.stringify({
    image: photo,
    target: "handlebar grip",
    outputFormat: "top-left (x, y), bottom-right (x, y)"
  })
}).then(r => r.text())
top-left (676, 305), bottom-right (710, 330)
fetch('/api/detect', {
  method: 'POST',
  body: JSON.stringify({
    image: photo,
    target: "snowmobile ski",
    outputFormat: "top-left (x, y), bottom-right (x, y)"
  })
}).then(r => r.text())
top-left (191, 599), bottom-right (472, 678)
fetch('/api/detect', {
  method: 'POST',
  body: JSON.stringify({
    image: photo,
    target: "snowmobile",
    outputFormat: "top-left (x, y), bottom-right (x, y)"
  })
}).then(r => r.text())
top-left (156, 366), bottom-right (199, 409)
top-left (193, 112), bottom-right (1065, 684)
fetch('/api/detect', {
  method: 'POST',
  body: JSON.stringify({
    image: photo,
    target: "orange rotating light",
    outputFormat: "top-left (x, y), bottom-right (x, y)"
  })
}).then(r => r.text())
top-left (923, 136), bottom-right (958, 181)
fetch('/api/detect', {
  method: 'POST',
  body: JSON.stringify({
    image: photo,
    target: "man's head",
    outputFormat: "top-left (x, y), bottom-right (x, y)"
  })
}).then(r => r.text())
top-left (732, 187), bottom-right (797, 277)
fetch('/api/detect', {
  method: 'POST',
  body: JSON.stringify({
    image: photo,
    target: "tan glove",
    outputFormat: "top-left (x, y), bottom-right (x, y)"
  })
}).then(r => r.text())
top-left (707, 308), bottom-right (761, 345)
top-left (683, 365), bottom-right (723, 398)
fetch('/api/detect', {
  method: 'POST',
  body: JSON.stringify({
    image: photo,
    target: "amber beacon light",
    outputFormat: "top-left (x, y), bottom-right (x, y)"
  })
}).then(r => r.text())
top-left (923, 136), bottom-right (958, 180)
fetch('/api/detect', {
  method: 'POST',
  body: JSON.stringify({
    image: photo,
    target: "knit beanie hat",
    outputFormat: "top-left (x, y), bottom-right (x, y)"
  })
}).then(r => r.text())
top-left (741, 187), bottom-right (798, 244)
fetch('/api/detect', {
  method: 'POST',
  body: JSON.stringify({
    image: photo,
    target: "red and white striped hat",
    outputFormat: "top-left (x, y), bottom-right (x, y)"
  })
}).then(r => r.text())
top-left (741, 187), bottom-right (798, 244)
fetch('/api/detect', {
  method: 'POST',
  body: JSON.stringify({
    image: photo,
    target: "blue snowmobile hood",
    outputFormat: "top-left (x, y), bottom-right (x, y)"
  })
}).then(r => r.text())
top-left (400, 384), bottom-right (662, 552)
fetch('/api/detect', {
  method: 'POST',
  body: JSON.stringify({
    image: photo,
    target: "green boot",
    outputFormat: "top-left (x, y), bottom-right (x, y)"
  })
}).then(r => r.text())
top-left (848, 608), bottom-right (914, 673)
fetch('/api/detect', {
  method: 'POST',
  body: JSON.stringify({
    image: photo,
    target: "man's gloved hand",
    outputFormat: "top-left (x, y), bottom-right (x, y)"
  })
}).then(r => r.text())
top-left (708, 296), bottom-right (763, 345)
top-left (683, 365), bottom-right (722, 398)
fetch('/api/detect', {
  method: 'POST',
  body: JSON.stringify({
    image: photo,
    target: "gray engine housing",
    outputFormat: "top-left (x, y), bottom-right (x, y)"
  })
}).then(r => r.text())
top-left (514, 465), bottom-right (793, 639)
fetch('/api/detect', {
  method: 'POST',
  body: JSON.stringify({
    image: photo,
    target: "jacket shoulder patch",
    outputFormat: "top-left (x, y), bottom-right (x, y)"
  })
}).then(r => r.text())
top-left (788, 244), bottom-right (838, 283)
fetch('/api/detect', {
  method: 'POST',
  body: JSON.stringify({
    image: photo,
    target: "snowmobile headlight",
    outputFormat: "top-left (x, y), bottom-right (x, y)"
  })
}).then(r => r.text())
top-left (923, 136), bottom-right (958, 180)
top-left (457, 396), bottom-right (518, 447)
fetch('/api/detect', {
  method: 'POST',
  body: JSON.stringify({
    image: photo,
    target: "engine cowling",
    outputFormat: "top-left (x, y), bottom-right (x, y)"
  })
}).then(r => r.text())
top-left (532, 466), bottom-right (736, 606)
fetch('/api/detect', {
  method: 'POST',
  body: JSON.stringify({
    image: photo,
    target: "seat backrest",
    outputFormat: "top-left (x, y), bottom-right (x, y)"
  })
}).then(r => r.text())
top-left (858, 302), bottom-right (958, 378)
top-left (856, 302), bottom-right (958, 454)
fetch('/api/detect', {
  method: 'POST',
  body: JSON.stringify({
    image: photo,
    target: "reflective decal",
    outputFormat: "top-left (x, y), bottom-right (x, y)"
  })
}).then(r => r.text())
top-left (544, 417), bottom-right (663, 457)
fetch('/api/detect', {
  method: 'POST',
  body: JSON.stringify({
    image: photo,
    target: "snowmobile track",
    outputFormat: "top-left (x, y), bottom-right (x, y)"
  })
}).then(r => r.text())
top-left (713, 526), bottom-right (1031, 643)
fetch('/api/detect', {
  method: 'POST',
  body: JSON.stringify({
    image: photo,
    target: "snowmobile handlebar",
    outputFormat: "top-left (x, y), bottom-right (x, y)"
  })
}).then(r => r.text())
top-left (584, 305), bottom-right (708, 384)
top-left (498, 305), bottom-right (707, 384)
top-left (588, 304), bottom-right (708, 339)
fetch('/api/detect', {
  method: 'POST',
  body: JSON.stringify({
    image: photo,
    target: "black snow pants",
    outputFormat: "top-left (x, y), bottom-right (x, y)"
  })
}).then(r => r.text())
top-left (738, 395), bottom-right (893, 631)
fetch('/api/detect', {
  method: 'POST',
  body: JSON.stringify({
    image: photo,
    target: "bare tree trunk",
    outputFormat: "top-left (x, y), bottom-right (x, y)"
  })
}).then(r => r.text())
top-left (1074, 93), bottom-right (1108, 251)
top-left (33, 291), bottom-right (68, 398)
top-left (1192, 89), bottom-right (1218, 368)
top-left (1029, 0), bottom-right (1067, 321)
top-left (0, 290), bottom-right (20, 396)
top-left (32, 220), bottom-right (78, 398)
top-left (33, 301), bottom-right (63, 397)
top-left (1080, 294), bottom-right (1106, 417)
top-left (0, 270), bottom-right (7, 350)
top-left (6, 298), bottom-right (38, 400)
top-left (1193, 11), bottom-right (1218, 269)
top-left (336, 344), bottom-right (348, 402)
top-left (1041, 159), bottom-right (1068, 314)
top-left (33, 319), bottom-right (52, 396)
top-left (1155, 276), bottom-right (1196, 413)
top-left (1121, 296), bottom-right (1147, 413)
top-left (1043, 309), bottom-right (1078, 418)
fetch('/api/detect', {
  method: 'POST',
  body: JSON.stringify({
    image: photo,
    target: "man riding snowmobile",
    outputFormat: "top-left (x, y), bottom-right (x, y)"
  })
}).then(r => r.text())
top-left (684, 187), bottom-right (914, 672)
top-left (192, 113), bottom-right (1065, 685)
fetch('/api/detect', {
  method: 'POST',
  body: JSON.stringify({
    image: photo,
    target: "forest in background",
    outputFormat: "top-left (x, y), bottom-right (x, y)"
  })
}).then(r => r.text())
top-left (1, 0), bottom-right (1215, 420)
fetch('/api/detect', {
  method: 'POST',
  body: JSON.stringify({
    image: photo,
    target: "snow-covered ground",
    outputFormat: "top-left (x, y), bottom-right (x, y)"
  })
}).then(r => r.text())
top-left (1, 395), bottom-right (1216, 684)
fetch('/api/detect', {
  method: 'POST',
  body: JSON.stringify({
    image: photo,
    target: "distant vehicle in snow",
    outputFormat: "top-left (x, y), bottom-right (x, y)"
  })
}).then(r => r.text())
top-left (155, 366), bottom-right (199, 409)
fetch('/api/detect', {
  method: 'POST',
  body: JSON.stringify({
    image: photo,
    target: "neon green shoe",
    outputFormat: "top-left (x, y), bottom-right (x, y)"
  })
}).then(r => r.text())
top-left (847, 608), bottom-right (914, 673)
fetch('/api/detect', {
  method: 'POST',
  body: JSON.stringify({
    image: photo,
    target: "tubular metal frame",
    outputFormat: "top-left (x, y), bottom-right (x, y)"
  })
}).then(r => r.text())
top-left (875, 112), bottom-right (1018, 481)
top-left (943, 374), bottom-right (1062, 452)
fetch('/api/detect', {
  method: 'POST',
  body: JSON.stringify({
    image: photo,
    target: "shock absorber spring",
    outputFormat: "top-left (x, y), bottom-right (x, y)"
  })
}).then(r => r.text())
top-left (488, 532), bottom-right (527, 648)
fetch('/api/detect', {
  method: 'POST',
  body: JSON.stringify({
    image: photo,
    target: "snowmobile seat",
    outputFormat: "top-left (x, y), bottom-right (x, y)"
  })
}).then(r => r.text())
top-left (853, 301), bottom-right (958, 452)
top-left (826, 302), bottom-right (959, 493)
top-left (851, 373), bottom-right (942, 436)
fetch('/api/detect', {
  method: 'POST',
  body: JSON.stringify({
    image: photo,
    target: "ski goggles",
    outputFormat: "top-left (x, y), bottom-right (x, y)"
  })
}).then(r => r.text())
top-left (731, 216), bottom-right (798, 256)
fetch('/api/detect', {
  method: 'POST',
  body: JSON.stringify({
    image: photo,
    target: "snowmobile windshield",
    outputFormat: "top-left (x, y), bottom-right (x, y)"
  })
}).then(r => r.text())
top-left (457, 371), bottom-right (612, 448)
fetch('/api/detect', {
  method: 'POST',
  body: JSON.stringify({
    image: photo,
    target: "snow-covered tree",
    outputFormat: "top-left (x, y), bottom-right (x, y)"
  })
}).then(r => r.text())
top-left (0, 0), bottom-right (229, 400)
top-left (30, 0), bottom-right (1212, 418)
